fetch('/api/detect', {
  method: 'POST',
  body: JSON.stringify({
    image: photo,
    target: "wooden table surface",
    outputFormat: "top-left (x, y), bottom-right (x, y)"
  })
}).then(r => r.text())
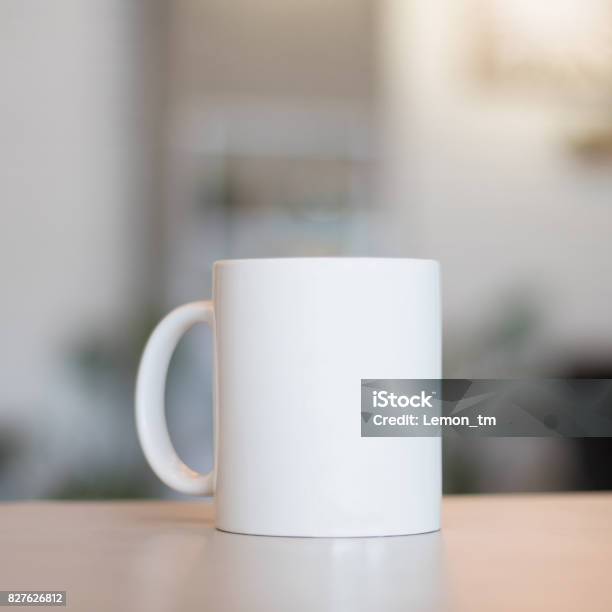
top-left (0, 494), bottom-right (610, 611)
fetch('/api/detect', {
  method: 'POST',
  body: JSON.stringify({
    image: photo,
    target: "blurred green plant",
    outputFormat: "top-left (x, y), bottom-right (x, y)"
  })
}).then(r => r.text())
top-left (57, 306), bottom-right (169, 500)
top-left (48, 472), bottom-right (156, 500)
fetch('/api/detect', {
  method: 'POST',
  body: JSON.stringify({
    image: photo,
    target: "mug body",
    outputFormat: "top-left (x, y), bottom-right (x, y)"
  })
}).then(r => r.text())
top-left (213, 258), bottom-right (441, 537)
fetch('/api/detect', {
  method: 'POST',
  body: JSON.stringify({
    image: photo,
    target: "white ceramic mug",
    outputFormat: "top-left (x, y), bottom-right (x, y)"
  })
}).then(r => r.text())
top-left (136, 258), bottom-right (441, 537)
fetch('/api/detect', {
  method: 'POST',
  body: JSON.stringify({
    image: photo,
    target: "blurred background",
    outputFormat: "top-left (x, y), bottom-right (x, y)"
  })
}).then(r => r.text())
top-left (2, 0), bottom-right (612, 500)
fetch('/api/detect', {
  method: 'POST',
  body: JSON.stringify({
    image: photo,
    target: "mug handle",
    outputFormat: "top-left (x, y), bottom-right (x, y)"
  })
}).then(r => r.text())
top-left (135, 301), bottom-right (215, 495)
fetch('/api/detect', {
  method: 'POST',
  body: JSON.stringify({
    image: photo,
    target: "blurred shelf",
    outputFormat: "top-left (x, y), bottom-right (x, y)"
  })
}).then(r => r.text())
top-left (171, 98), bottom-right (375, 162)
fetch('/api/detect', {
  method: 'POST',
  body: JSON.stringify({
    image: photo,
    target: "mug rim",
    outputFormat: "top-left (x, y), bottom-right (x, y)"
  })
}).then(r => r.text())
top-left (214, 257), bottom-right (438, 268)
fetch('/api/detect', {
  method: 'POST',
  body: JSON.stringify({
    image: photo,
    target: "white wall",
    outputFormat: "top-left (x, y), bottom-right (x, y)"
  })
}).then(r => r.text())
top-left (380, 0), bottom-right (612, 366)
top-left (0, 0), bottom-right (152, 409)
